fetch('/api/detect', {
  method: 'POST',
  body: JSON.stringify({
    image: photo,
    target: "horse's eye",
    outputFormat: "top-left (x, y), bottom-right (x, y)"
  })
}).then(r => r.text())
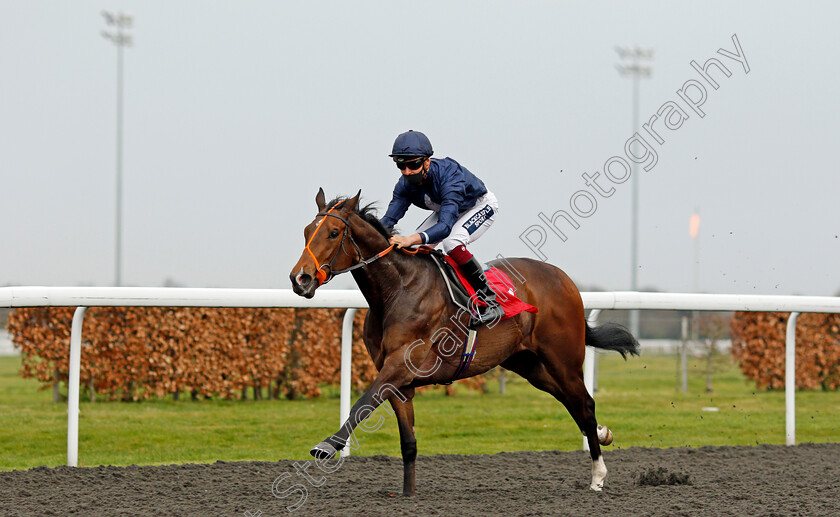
top-left (328, 230), bottom-right (340, 239)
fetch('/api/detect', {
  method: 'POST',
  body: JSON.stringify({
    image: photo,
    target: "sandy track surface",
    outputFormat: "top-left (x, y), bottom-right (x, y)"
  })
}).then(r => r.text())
top-left (2, 443), bottom-right (838, 516)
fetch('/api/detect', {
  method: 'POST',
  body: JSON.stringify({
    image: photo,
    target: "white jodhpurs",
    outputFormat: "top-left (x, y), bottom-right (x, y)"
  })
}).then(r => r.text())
top-left (416, 191), bottom-right (499, 254)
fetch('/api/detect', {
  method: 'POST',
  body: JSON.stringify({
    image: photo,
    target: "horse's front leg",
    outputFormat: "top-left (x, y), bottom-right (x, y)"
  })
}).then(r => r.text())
top-left (310, 355), bottom-right (415, 459)
top-left (390, 387), bottom-right (417, 496)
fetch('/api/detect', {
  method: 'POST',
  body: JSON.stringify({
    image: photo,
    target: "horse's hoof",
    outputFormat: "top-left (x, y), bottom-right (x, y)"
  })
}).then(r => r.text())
top-left (597, 425), bottom-right (613, 446)
top-left (589, 483), bottom-right (604, 492)
top-left (310, 441), bottom-right (337, 460)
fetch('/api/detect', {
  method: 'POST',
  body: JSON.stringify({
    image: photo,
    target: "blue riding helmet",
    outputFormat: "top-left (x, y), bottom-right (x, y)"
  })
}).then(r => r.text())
top-left (389, 130), bottom-right (434, 158)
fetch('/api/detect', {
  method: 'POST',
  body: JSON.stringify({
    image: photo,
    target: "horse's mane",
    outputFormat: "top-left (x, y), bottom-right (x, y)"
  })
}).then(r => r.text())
top-left (326, 196), bottom-right (395, 238)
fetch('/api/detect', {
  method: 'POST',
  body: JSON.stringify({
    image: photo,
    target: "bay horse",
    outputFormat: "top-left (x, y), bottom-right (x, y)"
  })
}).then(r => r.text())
top-left (290, 189), bottom-right (639, 494)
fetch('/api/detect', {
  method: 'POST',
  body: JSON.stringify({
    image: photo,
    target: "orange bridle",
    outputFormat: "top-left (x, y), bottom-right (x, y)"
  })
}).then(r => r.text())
top-left (303, 203), bottom-right (395, 286)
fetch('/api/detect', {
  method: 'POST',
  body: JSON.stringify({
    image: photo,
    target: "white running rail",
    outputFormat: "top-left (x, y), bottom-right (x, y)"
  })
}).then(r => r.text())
top-left (2, 287), bottom-right (839, 466)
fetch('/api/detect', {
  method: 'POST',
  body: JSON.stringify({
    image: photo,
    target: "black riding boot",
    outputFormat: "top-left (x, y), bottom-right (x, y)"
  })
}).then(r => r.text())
top-left (459, 257), bottom-right (505, 328)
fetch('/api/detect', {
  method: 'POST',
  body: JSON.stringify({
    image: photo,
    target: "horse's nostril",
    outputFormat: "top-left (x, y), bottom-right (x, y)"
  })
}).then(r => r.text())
top-left (296, 273), bottom-right (313, 287)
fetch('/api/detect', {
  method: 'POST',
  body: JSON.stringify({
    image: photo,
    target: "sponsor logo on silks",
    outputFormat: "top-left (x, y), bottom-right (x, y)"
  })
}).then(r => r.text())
top-left (462, 205), bottom-right (495, 235)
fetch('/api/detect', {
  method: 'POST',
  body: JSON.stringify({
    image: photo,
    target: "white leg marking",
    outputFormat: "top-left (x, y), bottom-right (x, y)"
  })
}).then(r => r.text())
top-left (590, 455), bottom-right (607, 491)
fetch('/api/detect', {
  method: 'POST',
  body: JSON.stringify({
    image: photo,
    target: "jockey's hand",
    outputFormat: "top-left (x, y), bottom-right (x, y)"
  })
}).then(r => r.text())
top-left (389, 234), bottom-right (422, 249)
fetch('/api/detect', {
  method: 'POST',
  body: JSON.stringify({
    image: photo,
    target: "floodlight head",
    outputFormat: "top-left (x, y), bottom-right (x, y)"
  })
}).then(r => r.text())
top-left (616, 64), bottom-right (652, 77)
top-left (616, 46), bottom-right (655, 62)
top-left (637, 48), bottom-right (655, 59)
top-left (101, 10), bottom-right (133, 29)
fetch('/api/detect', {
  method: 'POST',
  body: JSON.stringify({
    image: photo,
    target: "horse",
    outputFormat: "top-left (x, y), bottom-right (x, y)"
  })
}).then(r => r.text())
top-left (290, 189), bottom-right (639, 494)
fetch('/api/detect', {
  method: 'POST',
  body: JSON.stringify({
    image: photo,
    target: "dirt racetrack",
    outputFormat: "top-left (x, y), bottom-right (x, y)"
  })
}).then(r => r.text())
top-left (2, 443), bottom-right (838, 516)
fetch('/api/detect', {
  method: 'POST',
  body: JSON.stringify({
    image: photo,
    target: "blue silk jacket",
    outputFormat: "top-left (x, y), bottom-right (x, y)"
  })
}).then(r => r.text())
top-left (380, 157), bottom-right (488, 244)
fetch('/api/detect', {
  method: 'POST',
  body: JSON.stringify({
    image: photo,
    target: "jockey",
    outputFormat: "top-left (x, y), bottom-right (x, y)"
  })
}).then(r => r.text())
top-left (380, 130), bottom-right (504, 327)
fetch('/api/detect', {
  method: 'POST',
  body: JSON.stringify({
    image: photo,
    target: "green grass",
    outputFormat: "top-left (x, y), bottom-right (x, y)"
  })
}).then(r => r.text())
top-left (1, 353), bottom-right (838, 471)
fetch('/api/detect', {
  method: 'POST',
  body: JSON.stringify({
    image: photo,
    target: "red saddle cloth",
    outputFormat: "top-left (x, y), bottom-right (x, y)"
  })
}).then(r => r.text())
top-left (442, 256), bottom-right (538, 320)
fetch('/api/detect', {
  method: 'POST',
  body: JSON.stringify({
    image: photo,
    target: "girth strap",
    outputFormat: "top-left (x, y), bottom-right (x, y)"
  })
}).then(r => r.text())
top-left (442, 329), bottom-right (479, 385)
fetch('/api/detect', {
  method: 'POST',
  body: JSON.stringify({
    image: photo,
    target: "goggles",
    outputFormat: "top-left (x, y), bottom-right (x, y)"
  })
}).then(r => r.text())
top-left (394, 157), bottom-right (426, 171)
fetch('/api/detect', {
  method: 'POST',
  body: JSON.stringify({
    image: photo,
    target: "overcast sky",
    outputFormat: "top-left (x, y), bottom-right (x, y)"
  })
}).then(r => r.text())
top-left (1, 1), bottom-right (838, 296)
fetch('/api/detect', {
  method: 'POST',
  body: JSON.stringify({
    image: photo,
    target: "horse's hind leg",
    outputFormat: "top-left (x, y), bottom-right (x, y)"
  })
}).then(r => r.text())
top-left (538, 347), bottom-right (609, 490)
top-left (502, 350), bottom-right (608, 491)
top-left (389, 388), bottom-right (417, 497)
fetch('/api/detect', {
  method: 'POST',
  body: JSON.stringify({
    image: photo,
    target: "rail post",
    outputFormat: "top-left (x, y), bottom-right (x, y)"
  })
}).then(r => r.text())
top-left (67, 306), bottom-right (87, 467)
top-left (785, 312), bottom-right (799, 446)
top-left (583, 309), bottom-right (601, 451)
top-left (340, 308), bottom-right (357, 457)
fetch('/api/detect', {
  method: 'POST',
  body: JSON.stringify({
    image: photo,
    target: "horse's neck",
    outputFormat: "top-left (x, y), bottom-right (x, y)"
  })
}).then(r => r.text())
top-left (350, 244), bottom-right (435, 315)
top-left (351, 250), bottom-right (420, 309)
top-left (347, 216), bottom-right (441, 315)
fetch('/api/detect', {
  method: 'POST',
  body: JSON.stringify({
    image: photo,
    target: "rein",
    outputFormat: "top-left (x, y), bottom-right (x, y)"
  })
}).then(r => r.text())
top-left (304, 204), bottom-right (396, 285)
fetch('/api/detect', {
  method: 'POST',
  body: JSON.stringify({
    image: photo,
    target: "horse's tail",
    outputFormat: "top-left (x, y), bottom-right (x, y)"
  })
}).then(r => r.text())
top-left (585, 321), bottom-right (640, 359)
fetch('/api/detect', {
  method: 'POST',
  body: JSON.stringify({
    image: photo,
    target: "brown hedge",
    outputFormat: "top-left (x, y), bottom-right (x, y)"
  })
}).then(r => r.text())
top-left (6, 307), bottom-right (486, 400)
top-left (730, 312), bottom-right (840, 390)
top-left (7, 307), bottom-right (379, 400)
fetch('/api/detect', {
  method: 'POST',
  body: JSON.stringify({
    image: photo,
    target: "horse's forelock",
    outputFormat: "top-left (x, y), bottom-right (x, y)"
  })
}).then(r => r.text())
top-left (324, 196), bottom-right (347, 212)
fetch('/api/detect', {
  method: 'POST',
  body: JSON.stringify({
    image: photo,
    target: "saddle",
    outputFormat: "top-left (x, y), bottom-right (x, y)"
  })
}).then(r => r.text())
top-left (400, 247), bottom-right (537, 384)
top-left (428, 250), bottom-right (475, 312)
top-left (406, 247), bottom-right (538, 320)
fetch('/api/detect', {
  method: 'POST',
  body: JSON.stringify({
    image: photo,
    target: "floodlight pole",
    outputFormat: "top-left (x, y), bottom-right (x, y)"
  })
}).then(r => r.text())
top-left (616, 46), bottom-right (653, 339)
top-left (102, 11), bottom-right (133, 287)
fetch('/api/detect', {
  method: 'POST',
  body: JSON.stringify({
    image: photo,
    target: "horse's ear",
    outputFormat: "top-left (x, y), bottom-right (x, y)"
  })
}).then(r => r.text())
top-left (344, 189), bottom-right (362, 213)
top-left (315, 188), bottom-right (326, 212)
